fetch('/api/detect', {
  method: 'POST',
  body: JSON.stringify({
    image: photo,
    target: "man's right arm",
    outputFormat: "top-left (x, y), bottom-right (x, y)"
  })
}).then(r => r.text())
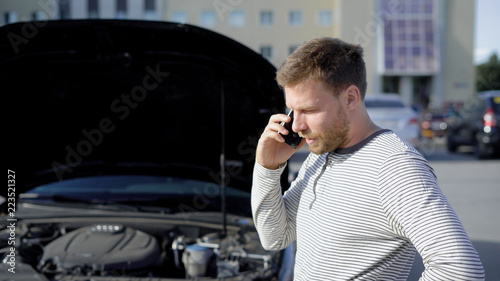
top-left (251, 161), bottom-right (300, 251)
top-left (251, 113), bottom-right (306, 250)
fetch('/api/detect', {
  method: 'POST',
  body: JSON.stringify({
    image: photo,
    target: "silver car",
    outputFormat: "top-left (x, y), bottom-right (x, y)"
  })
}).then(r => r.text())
top-left (365, 93), bottom-right (420, 147)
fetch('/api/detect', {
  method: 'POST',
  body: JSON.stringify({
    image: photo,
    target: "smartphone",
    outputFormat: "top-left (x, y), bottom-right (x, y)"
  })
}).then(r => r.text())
top-left (280, 110), bottom-right (302, 149)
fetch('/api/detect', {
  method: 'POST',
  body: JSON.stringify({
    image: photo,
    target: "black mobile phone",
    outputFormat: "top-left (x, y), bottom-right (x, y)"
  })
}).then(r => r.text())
top-left (280, 110), bottom-right (302, 149)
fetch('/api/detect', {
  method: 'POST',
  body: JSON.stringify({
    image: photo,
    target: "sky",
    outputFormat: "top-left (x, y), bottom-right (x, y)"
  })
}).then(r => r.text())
top-left (474, 0), bottom-right (500, 64)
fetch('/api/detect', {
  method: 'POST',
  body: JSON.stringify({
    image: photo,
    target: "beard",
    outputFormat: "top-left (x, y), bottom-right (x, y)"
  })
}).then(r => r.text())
top-left (301, 107), bottom-right (350, 155)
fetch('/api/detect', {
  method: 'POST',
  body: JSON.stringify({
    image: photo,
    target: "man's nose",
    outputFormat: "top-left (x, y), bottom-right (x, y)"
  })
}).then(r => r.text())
top-left (292, 112), bottom-right (306, 133)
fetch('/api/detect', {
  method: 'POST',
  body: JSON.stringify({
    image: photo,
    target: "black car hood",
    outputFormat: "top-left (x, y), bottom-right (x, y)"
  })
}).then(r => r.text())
top-left (2, 20), bottom-right (287, 194)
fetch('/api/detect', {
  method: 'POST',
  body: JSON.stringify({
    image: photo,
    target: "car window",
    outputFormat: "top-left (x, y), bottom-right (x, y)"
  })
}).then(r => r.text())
top-left (364, 99), bottom-right (405, 108)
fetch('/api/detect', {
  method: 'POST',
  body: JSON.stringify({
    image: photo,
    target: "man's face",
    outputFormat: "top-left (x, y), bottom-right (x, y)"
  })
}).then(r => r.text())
top-left (285, 79), bottom-right (350, 155)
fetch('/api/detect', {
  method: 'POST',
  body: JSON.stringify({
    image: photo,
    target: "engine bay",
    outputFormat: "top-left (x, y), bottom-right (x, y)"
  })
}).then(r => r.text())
top-left (0, 217), bottom-right (284, 281)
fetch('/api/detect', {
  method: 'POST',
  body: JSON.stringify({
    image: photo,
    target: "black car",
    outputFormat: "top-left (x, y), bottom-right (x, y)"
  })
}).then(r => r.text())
top-left (446, 90), bottom-right (500, 158)
top-left (1, 20), bottom-right (294, 280)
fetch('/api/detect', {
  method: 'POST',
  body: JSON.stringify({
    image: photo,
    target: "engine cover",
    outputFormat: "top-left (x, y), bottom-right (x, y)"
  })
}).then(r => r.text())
top-left (38, 225), bottom-right (160, 272)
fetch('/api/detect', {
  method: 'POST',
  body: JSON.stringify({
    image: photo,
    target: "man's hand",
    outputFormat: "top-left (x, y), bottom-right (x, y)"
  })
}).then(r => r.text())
top-left (256, 114), bottom-right (306, 170)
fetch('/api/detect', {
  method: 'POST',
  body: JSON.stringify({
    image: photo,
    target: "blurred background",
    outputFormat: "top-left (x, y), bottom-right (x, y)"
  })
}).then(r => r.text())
top-left (2, 0), bottom-right (498, 154)
top-left (2, 0), bottom-right (498, 109)
top-left (2, 0), bottom-right (499, 280)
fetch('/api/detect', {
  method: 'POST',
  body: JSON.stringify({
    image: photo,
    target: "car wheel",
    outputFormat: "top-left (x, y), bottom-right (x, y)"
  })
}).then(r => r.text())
top-left (474, 138), bottom-right (491, 159)
top-left (446, 137), bottom-right (458, 152)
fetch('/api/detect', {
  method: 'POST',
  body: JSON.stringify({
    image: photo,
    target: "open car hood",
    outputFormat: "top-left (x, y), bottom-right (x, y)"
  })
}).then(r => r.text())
top-left (2, 20), bottom-right (287, 193)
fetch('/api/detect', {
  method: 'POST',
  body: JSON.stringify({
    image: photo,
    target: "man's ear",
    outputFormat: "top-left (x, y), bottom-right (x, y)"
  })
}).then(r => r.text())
top-left (344, 85), bottom-right (361, 110)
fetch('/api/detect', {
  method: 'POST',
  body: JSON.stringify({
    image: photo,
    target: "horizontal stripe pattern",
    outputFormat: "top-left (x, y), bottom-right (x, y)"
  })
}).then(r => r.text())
top-left (252, 130), bottom-right (484, 280)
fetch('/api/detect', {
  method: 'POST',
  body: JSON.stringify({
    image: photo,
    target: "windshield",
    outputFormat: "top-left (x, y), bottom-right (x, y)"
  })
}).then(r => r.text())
top-left (21, 175), bottom-right (251, 216)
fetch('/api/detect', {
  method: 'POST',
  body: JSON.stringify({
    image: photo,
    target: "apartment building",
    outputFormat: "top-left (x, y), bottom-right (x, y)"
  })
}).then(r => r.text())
top-left (1, 0), bottom-right (475, 109)
top-left (164, 0), bottom-right (338, 69)
top-left (0, 0), bottom-right (165, 22)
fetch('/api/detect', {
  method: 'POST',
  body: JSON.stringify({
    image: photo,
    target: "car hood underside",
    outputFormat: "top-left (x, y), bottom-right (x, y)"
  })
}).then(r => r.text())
top-left (1, 20), bottom-right (287, 193)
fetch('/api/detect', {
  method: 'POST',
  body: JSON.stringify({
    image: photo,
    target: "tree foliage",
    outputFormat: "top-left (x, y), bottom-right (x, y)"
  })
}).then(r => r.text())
top-left (476, 53), bottom-right (500, 91)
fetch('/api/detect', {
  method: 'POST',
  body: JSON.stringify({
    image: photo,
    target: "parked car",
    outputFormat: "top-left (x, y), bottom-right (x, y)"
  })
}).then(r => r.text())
top-left (1, 20), bottom-right (294, 281)
top-left (364, 93), bottom-right (420, 146)
top-left (446, 90), bottom-right (500, 159)
top-left (420, 111), bottom-right (448, 139)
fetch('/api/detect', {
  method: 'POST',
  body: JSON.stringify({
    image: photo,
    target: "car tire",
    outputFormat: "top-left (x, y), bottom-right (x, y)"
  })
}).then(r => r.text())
top-left (446, 137), bottom-right (458, 152)
top-left (474, 137), bottom-right (491, 159)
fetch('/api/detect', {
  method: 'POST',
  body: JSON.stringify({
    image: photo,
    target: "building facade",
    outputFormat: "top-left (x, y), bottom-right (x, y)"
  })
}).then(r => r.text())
top-left (1, 0), bottom-right (475, 109)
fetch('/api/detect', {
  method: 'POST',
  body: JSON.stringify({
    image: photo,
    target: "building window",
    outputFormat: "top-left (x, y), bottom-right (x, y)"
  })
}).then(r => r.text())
top-left (172, 10), bottom-right (187, 23)
top-left (229, 10), bottom-right (245, 27)
top-left (260, 10), bottom-right (273, 26)
top-left (32, 11), bottom-right (47, 21)
top-left (88, 0), bottom-right (99, 19)
top-left (289, 45), bottom-right (299, 55)
top-left (3, 11), bottom-right (18, 25)
top-left (59, 0), bottom-right (70, 19)
top-left (116, 0), bottom-right (127, 19)
top-left (201, 10), bottom-right (216, 27)
top-left (144, 0), bottom-right (158, 20)
top-left (317, 10), bottom-right (332, 26)
top-left (381, 0), bottom-right (438, 74)
top-left (289, 10), bottom-right (303, 26)
top-left (260, 45), bottom-right (273, 60)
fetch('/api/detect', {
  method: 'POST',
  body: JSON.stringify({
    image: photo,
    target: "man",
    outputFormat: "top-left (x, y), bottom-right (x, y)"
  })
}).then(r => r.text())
top-left (251, 37), bottom-right (484, 280)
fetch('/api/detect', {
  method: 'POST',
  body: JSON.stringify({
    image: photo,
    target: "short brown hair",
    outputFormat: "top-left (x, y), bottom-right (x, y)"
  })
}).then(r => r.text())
top-left (276, 37), bottom-right (367, 99)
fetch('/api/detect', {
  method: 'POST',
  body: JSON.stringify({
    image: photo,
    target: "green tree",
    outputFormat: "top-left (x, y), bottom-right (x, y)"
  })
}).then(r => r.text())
top-left (476, 53), bottom-right (500, 91)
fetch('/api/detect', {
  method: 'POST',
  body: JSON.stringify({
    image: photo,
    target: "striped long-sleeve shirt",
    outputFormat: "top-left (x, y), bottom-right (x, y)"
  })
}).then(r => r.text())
top-left (251, 129), bottom-right (485, 280)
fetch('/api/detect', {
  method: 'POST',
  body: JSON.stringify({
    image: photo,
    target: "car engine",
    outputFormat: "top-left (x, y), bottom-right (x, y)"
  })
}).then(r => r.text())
top-left (0, 219), bottom-right (286, 281)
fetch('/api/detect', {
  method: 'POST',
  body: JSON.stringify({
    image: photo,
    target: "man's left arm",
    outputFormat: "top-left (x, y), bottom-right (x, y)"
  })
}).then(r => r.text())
top-left (378, 151), bottom-right (485, 281)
